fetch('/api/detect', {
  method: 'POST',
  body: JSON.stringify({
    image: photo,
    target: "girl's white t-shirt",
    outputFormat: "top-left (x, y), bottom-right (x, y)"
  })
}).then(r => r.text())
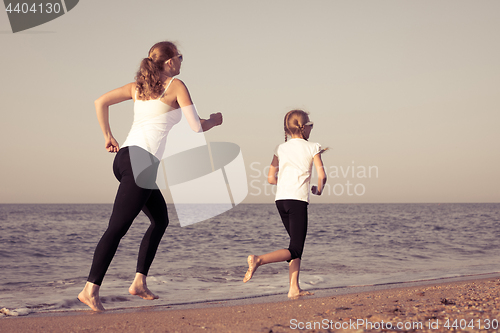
top-left (274, 138), bottom-right (322, 203)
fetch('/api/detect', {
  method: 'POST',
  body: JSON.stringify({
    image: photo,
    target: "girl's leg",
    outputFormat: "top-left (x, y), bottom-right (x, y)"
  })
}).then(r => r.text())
top-left (243, 200), bottom-right (294, 282)
top-left (246, 200), bottom-right (312, 297)
top-left (243, 200), bottom-right (310, 294)
top-left (243, 249), bottom-right (291, 282)
top-left (287, 258), bottom-right (313, 298)
top-left (288, 258), bottom-right (301, 296)
top-left (282, 200), bottom-right (313, 297)
top-left (279, 200), bottom-right (308, 261)
top-left (129, 189), bottom-right (169, 299)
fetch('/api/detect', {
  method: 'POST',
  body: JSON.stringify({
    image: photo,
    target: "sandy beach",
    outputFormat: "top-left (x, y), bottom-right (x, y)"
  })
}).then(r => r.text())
top-left (1, 275), bottom-right (500, 333)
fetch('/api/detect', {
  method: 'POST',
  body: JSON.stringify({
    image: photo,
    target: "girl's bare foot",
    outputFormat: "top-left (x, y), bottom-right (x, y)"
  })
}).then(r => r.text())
top-left (129, 273), bottom-right (159, 300)
top-left (243, 255), bottom-right (259, 283)
top-left (78, 282), bottom-right (105, 311)
top-left (288, 288), bottom-right (314, 299)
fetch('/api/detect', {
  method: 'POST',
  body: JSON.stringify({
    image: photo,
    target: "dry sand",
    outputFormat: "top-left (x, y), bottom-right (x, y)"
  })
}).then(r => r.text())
top-left (1, 276), bottom-right (500, 333)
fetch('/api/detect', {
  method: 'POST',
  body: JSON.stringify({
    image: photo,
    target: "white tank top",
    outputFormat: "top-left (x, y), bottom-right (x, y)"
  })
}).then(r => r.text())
top-left (122, 78), bottom-right (182, 159)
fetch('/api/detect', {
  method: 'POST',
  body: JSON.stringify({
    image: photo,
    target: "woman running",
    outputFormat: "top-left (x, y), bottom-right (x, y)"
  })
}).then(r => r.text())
top-left (78, 41), bottom-right (223, 311)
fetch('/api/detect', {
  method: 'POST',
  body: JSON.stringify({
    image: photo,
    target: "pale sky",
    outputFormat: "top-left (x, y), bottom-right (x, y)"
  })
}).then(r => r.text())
top-left (1, 0), bottom-right (499, 204)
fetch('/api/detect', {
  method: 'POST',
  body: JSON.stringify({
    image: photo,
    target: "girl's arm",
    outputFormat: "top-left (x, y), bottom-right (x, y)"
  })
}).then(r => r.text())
top-left (267, 155), bottom-right (279, 185)
top-left (311, 153), bottom-right (327, 195)
top-left (176, 79), bottom-right (223, 132)
top-left (95, 82), bottom-right (135, 152)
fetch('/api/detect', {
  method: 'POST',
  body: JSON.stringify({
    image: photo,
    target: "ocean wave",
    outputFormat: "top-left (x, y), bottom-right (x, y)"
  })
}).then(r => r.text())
top-left (0, 307), bottom-right (32, 317)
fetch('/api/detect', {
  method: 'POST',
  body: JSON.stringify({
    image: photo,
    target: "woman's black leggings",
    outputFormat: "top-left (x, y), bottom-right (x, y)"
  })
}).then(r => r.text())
top-left (276, 199), bottom-right (308, 261)
top-left (87, 147), bottom-right (168, 286)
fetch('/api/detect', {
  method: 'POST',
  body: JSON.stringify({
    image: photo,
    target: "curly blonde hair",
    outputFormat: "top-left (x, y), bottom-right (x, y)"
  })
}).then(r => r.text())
top-left (135, 41), bottom-right (178, 100)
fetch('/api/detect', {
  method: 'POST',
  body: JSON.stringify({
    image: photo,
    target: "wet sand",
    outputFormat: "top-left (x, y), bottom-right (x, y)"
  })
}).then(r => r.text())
top-left (1, 275), bottom-right (500, 332)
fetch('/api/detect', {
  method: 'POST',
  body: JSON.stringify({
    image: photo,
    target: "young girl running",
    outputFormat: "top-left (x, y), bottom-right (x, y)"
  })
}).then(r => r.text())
top-left (243, 109), bottom-right (327, 298)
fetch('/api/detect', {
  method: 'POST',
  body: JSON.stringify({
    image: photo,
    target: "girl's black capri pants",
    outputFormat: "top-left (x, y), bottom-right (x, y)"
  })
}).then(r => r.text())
top-left (275, 199), bottom-right (308, 261)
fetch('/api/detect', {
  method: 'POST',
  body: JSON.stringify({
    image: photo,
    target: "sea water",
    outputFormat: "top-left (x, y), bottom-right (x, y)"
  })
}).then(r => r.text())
top-left (0, 203), bottom-right (499, 316)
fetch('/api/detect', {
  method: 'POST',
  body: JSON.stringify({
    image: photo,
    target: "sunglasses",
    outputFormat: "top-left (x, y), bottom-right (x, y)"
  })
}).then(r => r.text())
top-left (304, 121), bottom-right (314, 128)
top-left (166, 54), bottom-right (183, 63)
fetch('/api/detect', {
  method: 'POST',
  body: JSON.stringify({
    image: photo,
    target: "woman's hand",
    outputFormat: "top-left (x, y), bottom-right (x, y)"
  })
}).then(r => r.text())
top-left (200, 112), bottom-right (223, 132)
top-left (105, 137), bottom-right (120, 153)
top-left (95, 82), bottom-right (134, 153)
top-left (209, 112), bottom-right (223, 127)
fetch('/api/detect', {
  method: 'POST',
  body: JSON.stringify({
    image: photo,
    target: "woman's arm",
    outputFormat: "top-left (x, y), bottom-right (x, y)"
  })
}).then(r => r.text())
top-left (175, 79), bottom-right (223, 132)
top-left (311, 153), bottom-right (327, 195)
top-left (268, 155), bottom-right (279, 185)
top-left (95, 83), bottom-right (135, 152)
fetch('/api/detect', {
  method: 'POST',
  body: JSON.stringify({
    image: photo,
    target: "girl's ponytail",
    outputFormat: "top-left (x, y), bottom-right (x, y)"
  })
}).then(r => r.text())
top-left (283, 109), bottom-right (309, 141)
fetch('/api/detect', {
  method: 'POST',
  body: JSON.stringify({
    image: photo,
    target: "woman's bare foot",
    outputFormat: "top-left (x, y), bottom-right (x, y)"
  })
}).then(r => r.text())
top-left (243, 255), bottom-right (260, 283)
top-left (288, 288), bottom-right (314, 299)
top-left (129, 285), bottom-right (159, 300)
top-left (78, 282), bottom-right (105, 311)
top-left (129, 273), bottom-right (159, 300)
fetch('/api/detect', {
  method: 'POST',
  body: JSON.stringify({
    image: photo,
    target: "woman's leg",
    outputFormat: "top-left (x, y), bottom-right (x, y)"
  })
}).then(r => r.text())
top-left (78, 178), bottom-right (152, 310)
top-left (79, 148), bottom-right (153, 310)
top-left (87, 171), bottom-right (153, 285)
top-left (78, 281), bottom-right (105, 311)
top-left (129, 189), bottom-right (169, 299)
